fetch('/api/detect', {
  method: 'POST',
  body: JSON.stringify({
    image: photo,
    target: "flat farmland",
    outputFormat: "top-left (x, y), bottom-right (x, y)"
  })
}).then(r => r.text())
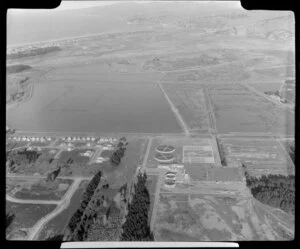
top-left (143, 52), bottom-right (219, 72)
top-left (161, 61), bottom-right (250, 84)
top-left (219, 138), bottom-right (293, 176)
top-left (162, 84), bottom-right (213, 133)
top-left (154, 191), bottom-right (294, 241)
top-left (206, 84), bottom-right (294, 134)
top-left (6, 201), bottom-right (57, 240)
top-left (7, 177), bottom-right (73, 201)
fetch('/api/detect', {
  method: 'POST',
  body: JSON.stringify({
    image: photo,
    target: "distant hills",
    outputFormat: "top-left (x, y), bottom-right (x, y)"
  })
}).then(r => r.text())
top-left (7, 2), bottom-right (294, 46)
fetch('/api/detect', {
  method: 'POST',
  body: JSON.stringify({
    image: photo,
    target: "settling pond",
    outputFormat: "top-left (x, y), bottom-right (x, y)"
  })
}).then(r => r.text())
top-left (7, 64), bottom-right (182, 133)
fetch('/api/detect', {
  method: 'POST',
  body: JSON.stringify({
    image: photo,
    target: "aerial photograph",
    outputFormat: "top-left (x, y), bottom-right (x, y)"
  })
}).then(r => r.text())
top-left (6, 0), bottom-right (295, 241)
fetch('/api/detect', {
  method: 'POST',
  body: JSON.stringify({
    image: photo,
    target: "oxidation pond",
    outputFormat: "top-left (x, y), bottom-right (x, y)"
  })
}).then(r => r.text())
top-left (6, 65), bottom-right (182, 134)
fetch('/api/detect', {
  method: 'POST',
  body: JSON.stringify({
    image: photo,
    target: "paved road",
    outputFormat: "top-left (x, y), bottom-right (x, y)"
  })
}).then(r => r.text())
top-left (28, 178), bottom-right (83, 240)
top-left (7, 174), bottom-right (92, 181)
top-left (6, 195), bottom-right (60, 205)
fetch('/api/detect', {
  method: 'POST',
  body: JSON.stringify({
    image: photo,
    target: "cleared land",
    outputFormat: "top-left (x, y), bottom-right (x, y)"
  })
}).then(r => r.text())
top-left (7, 177), bottom-right (73, 201)
top-left (219, 138), bottom-right (294, 177)
top-left (154, 190), bottom-right (294, 241)
top-left (205, 84), bottom-right (294, 134)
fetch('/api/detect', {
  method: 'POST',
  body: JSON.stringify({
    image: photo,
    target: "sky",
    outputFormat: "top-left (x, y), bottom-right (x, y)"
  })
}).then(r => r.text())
top-left (10, 1), bottom-right (242, 13)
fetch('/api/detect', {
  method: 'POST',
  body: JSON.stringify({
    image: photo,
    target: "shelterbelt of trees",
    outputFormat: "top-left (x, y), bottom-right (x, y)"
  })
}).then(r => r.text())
top-left (244, 165), bottom-right (295, 214)
top-left (64, 170), bottom-right (102, 241)
top-left (120, 172), bottom-right (154, 241)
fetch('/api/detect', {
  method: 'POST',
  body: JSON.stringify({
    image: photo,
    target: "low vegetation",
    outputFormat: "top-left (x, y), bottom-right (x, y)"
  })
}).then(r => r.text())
top-left (7, 64), bottom-right (32, 74)
top-left (7, 46), bottom-right (61, 60)
top-left (120, 172), bottom-right (154, 241)
top-left (216, 138), bottom-right (227, 166)
top-left (243, 165), bottom-right (295, 214)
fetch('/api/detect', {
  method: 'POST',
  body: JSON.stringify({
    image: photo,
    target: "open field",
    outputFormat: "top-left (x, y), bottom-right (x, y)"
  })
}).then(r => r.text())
top-left (6, 201), bottom-right (57, 240)
top-left (37, 180), bottom-right (89, 240)
top-left (205, 84), bottom-right (294, 134)
top-left (36, 148), bottom-right (59, 164)
top-left (7, 177), bottom-right (73, 201)
top-left (143, 52), bottom-right (219, 72)
top-left (58, 149), bottom-right (95, 165)
top-left (6, 140), bottom-right (29, 151)
top-left (162, 84), bottom-right (213, 133)
top-left (219, 138), bottom-right (294, 176)
top-left (154, 190), bottom-right (294, 241)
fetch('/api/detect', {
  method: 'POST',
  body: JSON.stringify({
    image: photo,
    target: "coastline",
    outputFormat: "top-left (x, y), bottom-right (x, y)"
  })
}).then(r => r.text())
top-left (7, 28), bottom-right (150, 50)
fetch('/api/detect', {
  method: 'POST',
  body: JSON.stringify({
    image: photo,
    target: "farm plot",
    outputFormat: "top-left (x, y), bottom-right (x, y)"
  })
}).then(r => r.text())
top-left (206, 84), bottom-right (294, 134)
top-left (154, 191), bottom-right (294, 241)
top-left (161, 61), bottom-right (250, 84)
top-left (220, 138), bottom-right (293, 176)
top-left (37, 180), bottom-right (89, 240)
top-left (6, 201), bottom-right (57, 240)
top-left (162, 84), bottom-right (212, 133)
top-left (7, 177), bottom-right (73, 201)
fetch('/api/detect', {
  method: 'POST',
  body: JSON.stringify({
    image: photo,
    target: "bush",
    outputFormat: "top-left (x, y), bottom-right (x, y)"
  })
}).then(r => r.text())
top-left (244, 167), bottom-right (294, 214)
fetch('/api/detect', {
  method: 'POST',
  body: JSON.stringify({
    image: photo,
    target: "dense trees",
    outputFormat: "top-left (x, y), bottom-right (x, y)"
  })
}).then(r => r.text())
top-left (288, 144), bottom-right (295, 164)
top-left (6, 212), bottom-right (15, 229)
top-left (46, 166), bottom-right (61, 182)
top-left (243, 165), bottom-right (295, 214)
top-left (110, 137), bottom-right (129, 166)
top-left (65, 170), bottom-right (102, 241)
top-left (120, 172), bottom-right (153, 241)
top-left (216, 138), bottom-right (226, 166)
top-left (6, 149), bottom-right (41, 172)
